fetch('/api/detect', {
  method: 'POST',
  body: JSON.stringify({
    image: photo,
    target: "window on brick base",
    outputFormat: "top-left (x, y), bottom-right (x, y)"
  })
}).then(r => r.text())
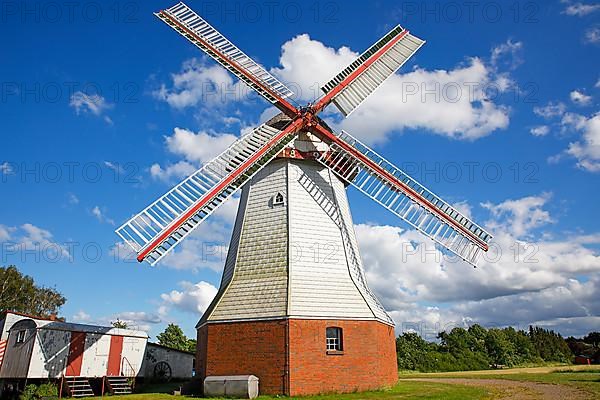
top-left (326, 327), bottom-right (343, 351)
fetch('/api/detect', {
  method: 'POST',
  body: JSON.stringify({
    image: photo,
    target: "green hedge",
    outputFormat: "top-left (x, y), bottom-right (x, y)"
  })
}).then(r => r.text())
top-left (397, 325), bottom-right (572, 372)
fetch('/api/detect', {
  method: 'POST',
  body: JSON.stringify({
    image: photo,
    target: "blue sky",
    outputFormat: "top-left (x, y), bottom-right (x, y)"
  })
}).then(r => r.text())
top-left (1, 0), bottom-right (599, 340)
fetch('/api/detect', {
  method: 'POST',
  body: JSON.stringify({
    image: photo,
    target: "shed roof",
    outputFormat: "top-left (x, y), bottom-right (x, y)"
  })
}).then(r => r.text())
top-left (8, 316), bottom-right (148, 339)
top-left (147, 342), bottom-right (195, 355)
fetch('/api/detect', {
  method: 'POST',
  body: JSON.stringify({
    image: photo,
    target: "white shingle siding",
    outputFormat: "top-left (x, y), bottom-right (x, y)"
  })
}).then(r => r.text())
top-left (330, 169), bottom-right (394, 324)
top-left (201, 158), bottom-right (393, 326)
top-left (219, 188), bottom-right (249, 291)
top-left (209, 160), bottom-right (289, 321)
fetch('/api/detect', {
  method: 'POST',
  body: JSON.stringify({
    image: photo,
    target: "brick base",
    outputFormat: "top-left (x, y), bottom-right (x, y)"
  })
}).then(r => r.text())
top-left (196, 319), bottom-right (397, 396)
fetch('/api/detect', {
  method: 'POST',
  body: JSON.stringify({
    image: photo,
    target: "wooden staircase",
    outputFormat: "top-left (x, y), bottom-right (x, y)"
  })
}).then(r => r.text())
top-left (106, 376), bottom-right (133, 395)
top-left (64, 377), bottom-right (94, 398)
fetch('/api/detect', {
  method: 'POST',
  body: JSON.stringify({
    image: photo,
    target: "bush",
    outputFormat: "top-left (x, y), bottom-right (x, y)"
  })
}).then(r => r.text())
top-left (397, 325), bottom-right (576, 372)
top-left (20, 383), bottom-right (58, 400)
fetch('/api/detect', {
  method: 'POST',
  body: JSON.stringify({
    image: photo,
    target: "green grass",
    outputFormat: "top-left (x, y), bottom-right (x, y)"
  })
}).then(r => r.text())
top-left (92, 381), bottom-right (489, 400)
top-left (135, 382), bottom-right (186, 394)
top-left (91, 366), bottom-right (600, 399)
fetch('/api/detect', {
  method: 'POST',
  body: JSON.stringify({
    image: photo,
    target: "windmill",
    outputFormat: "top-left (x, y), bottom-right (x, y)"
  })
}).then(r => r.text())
top-left (116, 2), bottom-right (493, 396)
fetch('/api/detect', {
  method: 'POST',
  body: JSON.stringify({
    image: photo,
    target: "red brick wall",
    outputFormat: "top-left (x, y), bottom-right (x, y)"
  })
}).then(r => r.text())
top-left (196, 318), bottom-right (397, 396)
top-left (195, 325), bottom-right (208, 383)
top-left (196, 319), bottom-right (288, 395)
top-left (288, 319), bottom-right (397, 395)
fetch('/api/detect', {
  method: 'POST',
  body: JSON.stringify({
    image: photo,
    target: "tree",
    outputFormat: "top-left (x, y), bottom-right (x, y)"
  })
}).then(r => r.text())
top-left (186, 338), bottom-right (197, 353)
top-left (502, 327), bottom-right (538, 365)
top-left (0, 265), bottom-right (65, 318)
top-left (396, 332), bottom-right (431, 370)
top-left (485, 328), bottom-right (516, 367)
top-left (157, 323), bottom-right (193, 352)
top-left (111, 319), bottom-right (128, 329)
top-left (583, 332), bottom-right (600, 347)
top-left (528, 326), bottom-right (572, 363)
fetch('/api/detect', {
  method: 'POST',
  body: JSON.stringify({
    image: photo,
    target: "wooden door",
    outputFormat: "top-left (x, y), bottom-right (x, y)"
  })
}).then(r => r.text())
top-left (66, 332), bottom-right (86, 376)
top-left (106, 335), bottom-right (123, 376)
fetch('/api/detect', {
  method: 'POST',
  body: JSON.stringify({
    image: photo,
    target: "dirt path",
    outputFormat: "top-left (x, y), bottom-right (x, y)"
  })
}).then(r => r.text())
top-left (405, 378), bottom-right (592, 400)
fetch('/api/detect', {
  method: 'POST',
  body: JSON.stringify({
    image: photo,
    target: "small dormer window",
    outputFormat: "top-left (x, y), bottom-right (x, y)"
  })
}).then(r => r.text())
top-left (273, 192), bottom-right (284, 206)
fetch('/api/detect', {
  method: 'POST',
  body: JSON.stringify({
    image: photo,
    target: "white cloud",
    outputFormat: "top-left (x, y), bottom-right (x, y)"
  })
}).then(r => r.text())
top-left (154, 58), bottom-right (248, 109)
top-left (150, 160), bottom-right (197, 183)
top-left (69, 91), bottom-right (113, 122)
top-left (271, 35), bottom-right (514, 144)
top-left (530, 125), bottom-right (550, 137)
top-left (0, 224), bottom-right (13, 241)
top-left (211, 195), bottom-right (240, 222)
top-left (72, 311), bottom-right (92, 323)
top-left (271, 33), bottom-right (358, 102)
top-left (562, 2), bottom-right (600, 16)
top-left (585, 26), bottom-right (600, 43)
top-left (566, 112), bottom-right (600, 171)
top-left (533, 102), bottom-right (566, 119)
top-left (160, 281), bottom-right (218, 315)
top-left (1, 223), bottom-right (70, 259)
top-left (160, 219), bottom-right (233, 272)
top-left (0, 162), bottom-right (14, 175)
top-left (454, 278), bottom-right (600, 328)
top-left (452, 201), bottom-right (473, 219)
top-left (541, 104), bottom-right (600, 172)
top-left (570, 90), bottom-right (593, 105)
top-left (115, 311), bottom-right (161, 324)
top-left (103, 161), bottom-right (122, 173)
top-left (91, 206), bottom-right (115, 225)
top-left (67, 193), bottom-right (79, 205)
top-left (355, 193), bottom-right (600, 337)
top-left (561, 111), bottom-right (588, 131)
top-left (150, 127), bottom-right (239, 183)
top-left (165, 128), bottom-right (237, 164)
top-left (336, 58), bottom-right (511, 143)
top-left (481, 192), bottom-right (554, 238)
top-left (109, 241), bottom-right (138, 262)
top-left (69, 310), bottom-right (161, 333)
top-left (490, 39), bottom-right (523, 70)
top-left (272, 34), bottom-right (522, 143)
top-left (596, 77), bottom-right (600, 88)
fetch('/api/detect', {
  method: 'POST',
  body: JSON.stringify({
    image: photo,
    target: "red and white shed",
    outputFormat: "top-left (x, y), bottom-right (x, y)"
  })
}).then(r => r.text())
top-left (0, 311), bottom-right (147, 379)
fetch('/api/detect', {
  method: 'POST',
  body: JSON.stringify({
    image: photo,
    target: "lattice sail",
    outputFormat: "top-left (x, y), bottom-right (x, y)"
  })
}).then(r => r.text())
top-left (316, 130), bottom-right (492, 267)
top-left (320, 26), bottom-right (425, 117)
top-left (156, 2), bottom-right (295, 106)
top-left (116, 122), bottom-right (300, 265)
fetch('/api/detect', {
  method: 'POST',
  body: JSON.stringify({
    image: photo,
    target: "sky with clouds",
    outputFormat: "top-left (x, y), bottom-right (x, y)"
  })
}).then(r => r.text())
top-left (1, 0), bottom-right (599, 340)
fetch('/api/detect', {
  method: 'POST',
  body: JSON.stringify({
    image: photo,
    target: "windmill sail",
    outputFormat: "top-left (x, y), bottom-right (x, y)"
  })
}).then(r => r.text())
top-left (119, 2), bottom-right (493, 269)
top-left (155, 2), bottom-right (297, 116)
top-left (116, 120), bottom-right (303, 265)
top-left (313, 128), bottom-right (492, 266)
top-left (316, 26), bottom-right (425, 116)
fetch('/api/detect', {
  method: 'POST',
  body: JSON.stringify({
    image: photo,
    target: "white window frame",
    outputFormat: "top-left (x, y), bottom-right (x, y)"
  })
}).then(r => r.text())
top-left (273, 192), bottom-right (285, 206)
top-left (15, 330), bottom-right (26, 344)
top-left (326, 327), bottom-right (343, 351)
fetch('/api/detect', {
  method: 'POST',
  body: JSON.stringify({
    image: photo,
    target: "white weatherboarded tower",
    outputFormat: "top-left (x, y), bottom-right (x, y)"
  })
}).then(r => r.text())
top-left (200, 117), bottom-right (392, 326)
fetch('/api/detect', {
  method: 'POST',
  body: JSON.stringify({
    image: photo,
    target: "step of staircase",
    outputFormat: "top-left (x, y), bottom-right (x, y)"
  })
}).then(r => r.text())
top-left (107, 376), bottom-right (133, 395)
top-left (65, 377), bottom-right (94, 398)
